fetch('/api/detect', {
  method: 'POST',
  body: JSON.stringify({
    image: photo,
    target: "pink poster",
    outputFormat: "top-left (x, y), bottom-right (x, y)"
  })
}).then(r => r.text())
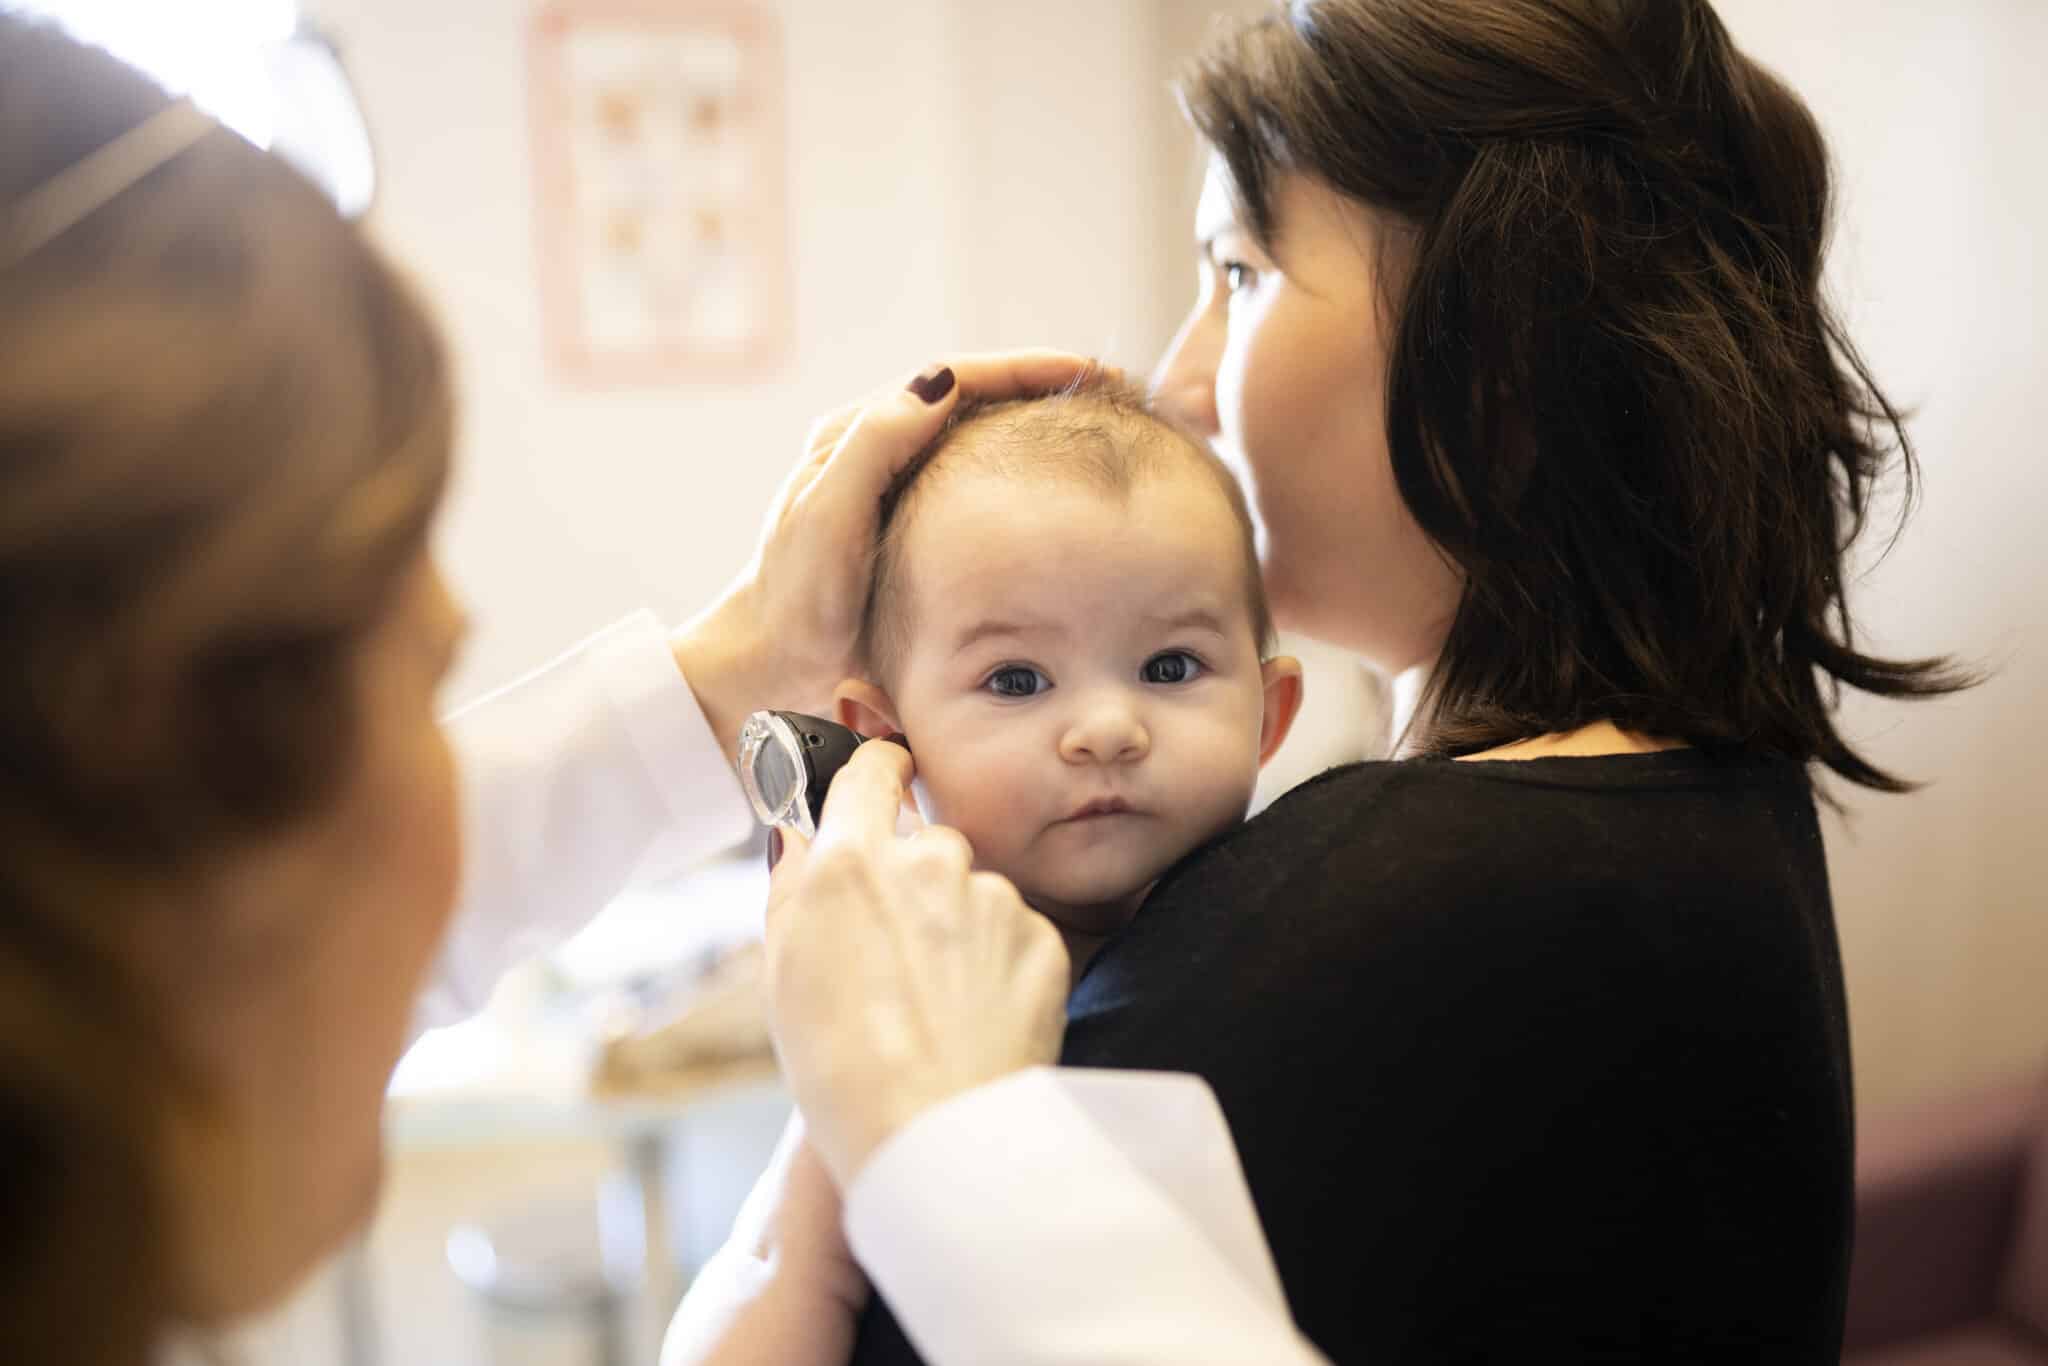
top-left (529, 0), bottom-right (790, 384)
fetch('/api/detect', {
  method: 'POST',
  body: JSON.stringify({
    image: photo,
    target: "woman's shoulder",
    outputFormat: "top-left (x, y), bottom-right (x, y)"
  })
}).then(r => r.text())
top-left (1102, 748), bottom-right (1837, 1053)
top-left (1151, 747), bottom-right (1820, 931)
top-left (1266, 744), bottom-right (1810, 803)
top-left (1251, 747), bottom-right (1812, 841)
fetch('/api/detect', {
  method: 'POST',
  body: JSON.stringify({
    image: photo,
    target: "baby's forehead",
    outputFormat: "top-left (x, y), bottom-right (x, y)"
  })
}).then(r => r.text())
top-left (902, 452), bottom-right (1239, 554)
top-left (862, 389), bottom-right (1276, 674)
top-left (896, 461), bottom-right (1259, 621)
top-left (925, 403), bottom-right (1175, 478)
top-left (914, 402), bottom-right (1214, 503)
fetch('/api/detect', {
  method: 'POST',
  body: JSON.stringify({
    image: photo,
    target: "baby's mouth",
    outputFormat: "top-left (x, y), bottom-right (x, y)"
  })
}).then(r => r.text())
top-left (1057, 796), bottom-right (1138, 823)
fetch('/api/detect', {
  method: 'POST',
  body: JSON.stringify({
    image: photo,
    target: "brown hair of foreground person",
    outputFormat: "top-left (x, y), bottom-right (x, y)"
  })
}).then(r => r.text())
top-left (1182, 0), bottom-right (1971, 788)
top-left (1, 16), bottom-right (453, 1363)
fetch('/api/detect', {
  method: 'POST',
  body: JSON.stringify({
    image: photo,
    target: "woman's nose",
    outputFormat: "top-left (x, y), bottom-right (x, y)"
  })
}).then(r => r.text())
top-left (1059, 697), bottom-right (1151, 766)
top-left (1149, 305), bottom-right (1222, 438)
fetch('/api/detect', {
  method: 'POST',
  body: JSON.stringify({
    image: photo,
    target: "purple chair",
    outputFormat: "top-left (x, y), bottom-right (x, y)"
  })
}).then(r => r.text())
top-left (1844, 1070), bottom-right (2048, 1365)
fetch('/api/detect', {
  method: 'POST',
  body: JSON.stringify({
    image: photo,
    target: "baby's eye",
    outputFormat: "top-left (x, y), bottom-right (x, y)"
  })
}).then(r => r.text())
top-left (986, 666), bottom-right (1050, 698)
top-left (1142, 652), bottom-right (1205, 685)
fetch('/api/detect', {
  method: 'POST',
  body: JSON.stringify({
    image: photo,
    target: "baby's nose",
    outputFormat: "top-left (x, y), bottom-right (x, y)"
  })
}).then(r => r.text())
top-left (1059, 700), bottom-right (1150, 765)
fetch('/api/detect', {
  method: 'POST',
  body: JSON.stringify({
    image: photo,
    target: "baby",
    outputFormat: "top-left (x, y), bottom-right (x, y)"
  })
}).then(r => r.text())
top-left (832, 379), bottom-right (1302, 972)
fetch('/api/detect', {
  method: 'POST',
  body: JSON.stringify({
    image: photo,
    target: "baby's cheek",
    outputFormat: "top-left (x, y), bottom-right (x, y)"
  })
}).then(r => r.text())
top-left (914, 764), bottom-right (998, 843)
top-left (1191, 713), bottom-right (1265, 822)
top-left (920, 769), bottom-right (1034, 872)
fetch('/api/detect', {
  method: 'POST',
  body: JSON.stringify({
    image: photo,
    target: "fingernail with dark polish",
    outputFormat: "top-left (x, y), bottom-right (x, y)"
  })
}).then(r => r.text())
top-left (907, 365), bottom-right (956, 404)
top-left (883, 732), bottom-right (912, 752)
top-left (767, 827), bottom-right (784, 871)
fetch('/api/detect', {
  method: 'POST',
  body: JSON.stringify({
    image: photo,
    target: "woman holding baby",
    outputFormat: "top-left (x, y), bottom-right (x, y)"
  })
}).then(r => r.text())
top-left (1, 1), bottom-right (1962, 1363)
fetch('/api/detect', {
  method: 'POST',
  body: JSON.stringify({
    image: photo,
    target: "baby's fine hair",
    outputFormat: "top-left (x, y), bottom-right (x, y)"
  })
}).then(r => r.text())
top-left (857, 375), bottom-right (1275, 681)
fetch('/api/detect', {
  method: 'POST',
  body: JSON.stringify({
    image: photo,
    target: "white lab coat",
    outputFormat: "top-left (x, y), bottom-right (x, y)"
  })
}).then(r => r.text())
top-left (171, 611), bottom-right (1330, 1365)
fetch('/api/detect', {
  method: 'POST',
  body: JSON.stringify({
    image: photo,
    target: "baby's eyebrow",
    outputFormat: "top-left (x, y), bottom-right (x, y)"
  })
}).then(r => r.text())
top-left (1145, 607), bottom-right (1232, 638)
top-left (950, 618), bottom-right (1060, 655)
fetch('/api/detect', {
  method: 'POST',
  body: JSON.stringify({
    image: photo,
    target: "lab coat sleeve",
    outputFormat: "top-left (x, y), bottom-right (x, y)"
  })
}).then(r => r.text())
top-left (842, 1067), bottom-right (1331, 1366)
top-left (413, 610), bottom-right (755, 1031)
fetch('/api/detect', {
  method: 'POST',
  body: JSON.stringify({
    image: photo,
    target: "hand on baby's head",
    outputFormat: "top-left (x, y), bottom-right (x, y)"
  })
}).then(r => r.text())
top-left (835, 378), bottom-right (1302, 963)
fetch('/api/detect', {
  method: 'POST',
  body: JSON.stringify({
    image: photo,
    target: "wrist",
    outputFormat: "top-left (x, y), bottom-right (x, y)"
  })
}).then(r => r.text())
top-left (814, 1076), bottom-right (970, 1193)
top-left (669, 605), bottom-right (763, 762)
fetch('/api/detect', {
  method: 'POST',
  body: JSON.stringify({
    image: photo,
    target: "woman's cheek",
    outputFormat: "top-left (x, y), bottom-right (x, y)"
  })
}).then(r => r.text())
top-left (1215, 284), bottom-right (1286, 442)
top-left (421, 731), bottom-right (465, 947)
top-left (1213, 333), bottom-right (1250, 454)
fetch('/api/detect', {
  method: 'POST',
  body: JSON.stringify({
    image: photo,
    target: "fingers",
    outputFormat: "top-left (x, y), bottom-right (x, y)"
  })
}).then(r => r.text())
top-left (764, 823), bottom-right (812, 917)
top-left (811, 738), bottom-right (916, 852)
top-left (803, 401), bottom-right (864, 460)
top-left (795, 351), bottom-right (1121, 546)
top-left (978, 874), bottom-right (1072, 1058)
top-left (948, 349), bottom-right (1120, 399)
top-left (775, 405), bottom-right (856, 512)
top-left (796, 377), bottom-right (962, 555)
top-left (903, 822), bottom-right (975, 874)
top-left (811, 351), bottom-right (1107, 456)
top-left (973, 870), bottom-right (1060, 958)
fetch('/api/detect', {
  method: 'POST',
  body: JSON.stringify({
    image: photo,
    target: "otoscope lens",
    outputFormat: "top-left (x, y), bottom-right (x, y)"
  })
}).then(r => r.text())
top-left (754, 735), bottom-right (800, 812)
top-left (738, 711), bottom-right (805, 827)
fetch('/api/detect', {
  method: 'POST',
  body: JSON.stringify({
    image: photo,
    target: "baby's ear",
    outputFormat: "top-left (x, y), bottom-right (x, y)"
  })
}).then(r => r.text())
top-left (1256, 656), bottom-right (1305, 768)
top-left (834, 678), bottom-right (904, 740)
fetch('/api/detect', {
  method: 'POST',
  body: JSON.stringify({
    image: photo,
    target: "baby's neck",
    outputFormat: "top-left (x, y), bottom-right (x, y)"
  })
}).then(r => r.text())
top-left (1031, 882), bottom-right (1156, 987)
top-left (1058, 927), bottom-right (1111, 984)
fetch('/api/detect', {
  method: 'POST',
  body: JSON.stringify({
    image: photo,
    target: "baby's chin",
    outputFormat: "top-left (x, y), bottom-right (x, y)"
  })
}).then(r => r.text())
top-left (1016, 875), bottom-right (1155, 942)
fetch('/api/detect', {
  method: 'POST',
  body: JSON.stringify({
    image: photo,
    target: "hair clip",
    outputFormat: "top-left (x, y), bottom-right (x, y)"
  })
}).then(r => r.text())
top-left (2, 99), bottom-right (217, 267)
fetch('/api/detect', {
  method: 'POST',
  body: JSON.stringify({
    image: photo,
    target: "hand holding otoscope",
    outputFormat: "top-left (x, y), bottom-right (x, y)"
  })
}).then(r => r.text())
top-left (734, 710), bottom-right (1069, 1185)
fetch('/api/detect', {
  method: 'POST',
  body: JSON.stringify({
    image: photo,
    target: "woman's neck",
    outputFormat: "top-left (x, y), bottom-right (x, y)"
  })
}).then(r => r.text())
top-left (1387, 663), bottom-right (1431, 759)
top-left (1384, 663), bottom-right (1685, 761)
top-left (1457, 720), bottom-right (1688, 762)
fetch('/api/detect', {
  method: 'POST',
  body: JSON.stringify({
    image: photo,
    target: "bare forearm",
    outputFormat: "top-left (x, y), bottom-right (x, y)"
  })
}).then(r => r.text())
top-left (674, 1275), bottom-right (857, 1366)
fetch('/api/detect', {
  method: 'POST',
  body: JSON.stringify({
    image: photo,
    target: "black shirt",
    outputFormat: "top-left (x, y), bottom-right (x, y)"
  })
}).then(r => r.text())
top-left (848, 750), bottom-right (1854, 1364)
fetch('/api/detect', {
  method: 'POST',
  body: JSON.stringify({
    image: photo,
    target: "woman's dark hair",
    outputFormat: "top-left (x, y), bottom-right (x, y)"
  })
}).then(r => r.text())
top-left (1, 17), bottom-right (452, 1363)
top-left (1182, 0), bottom-right (1970, 789)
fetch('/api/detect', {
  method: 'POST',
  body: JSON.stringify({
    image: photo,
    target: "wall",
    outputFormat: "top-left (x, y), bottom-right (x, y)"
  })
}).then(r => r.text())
top-left (318, 0), bottom-right (1191, 707)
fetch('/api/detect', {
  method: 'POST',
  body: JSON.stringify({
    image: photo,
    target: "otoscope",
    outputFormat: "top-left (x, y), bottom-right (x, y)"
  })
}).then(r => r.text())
top-left (736, 711), bottom-right (868, 840)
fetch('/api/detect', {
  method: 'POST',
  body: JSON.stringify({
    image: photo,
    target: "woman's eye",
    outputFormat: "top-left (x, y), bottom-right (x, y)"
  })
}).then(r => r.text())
top-left (1222, 261), bottom-right (1256, 294)
top-left (986, 666), bottom-right (1049, 698)
top-left (1142, 652), bottom-right (1205, 685)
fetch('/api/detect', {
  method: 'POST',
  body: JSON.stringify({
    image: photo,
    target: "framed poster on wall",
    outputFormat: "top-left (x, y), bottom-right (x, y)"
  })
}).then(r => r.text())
top-left (529, 0), bottom-right (789, 384)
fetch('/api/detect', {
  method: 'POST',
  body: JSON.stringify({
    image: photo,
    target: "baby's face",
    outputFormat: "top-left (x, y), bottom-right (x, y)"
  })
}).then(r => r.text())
top-left (880, 469), bottom-right (1277, 941)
